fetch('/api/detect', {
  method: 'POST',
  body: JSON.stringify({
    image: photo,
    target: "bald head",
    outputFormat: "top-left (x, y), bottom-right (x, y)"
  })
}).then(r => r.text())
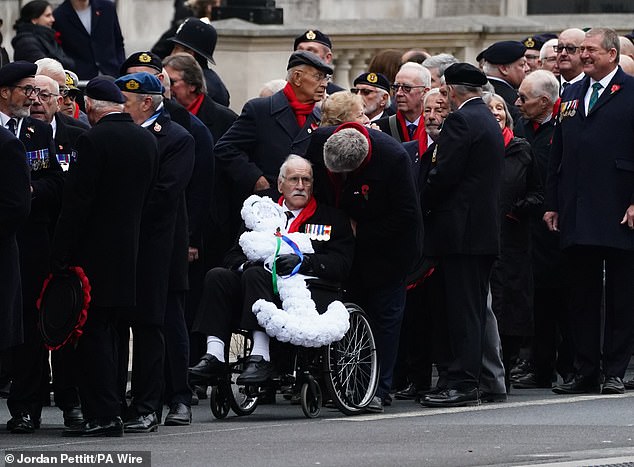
top-left (619, 36), bottom-right (634, 60)
top-left (620, 55), bottom-right (634, 76)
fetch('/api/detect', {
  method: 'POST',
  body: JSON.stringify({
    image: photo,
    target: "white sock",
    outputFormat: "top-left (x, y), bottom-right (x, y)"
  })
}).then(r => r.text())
top-left (206, 336), bottom-right (225, 363)
top-left (251, 331), bottom-right (270, 361)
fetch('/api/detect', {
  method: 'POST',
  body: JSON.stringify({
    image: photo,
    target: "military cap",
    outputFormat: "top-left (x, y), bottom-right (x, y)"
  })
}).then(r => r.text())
top-left (293, 29), bottom-right (332, 51)
top-left (287, 51), bottom-right (333, 76)
top-left (168, 18), bottom-right (217, 65)
top-left (481, 41), bottom-right (527, 65)
top-left (444, 63), bottom-right (488, 87)
top-left (353, 72), bottom-right (390, 93)
top-left (521, 33), bottom-right (558, 51)
top-left (0, 61), bottom-right (37, 87)
top-left (64, 70), bottom-right (80, 91)
top-left (85, 77), bottom-right (125, 104)
top-left (120, 51), bottom-right (163, 76)
top-left (114, 72), bottom-right (163, 95)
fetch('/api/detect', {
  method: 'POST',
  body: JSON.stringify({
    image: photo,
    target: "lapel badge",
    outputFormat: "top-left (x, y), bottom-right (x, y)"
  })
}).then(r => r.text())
top-left (153, 122), bottom-right (162, 132)
top-left (432, 145), bottom-right (438, 163)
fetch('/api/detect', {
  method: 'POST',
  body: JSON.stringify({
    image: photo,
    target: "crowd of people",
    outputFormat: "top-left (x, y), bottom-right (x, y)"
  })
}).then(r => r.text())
top-left (1, 0), bottom-right (634, 438)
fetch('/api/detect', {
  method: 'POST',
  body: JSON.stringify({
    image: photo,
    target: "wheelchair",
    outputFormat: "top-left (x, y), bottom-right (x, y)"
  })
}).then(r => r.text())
top-left (207, 302), bottom-right (379, 419)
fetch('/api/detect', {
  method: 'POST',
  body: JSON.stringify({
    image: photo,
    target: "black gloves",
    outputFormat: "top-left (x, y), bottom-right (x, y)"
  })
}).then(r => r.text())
top-left (275, 254), bottom-right (312, 276)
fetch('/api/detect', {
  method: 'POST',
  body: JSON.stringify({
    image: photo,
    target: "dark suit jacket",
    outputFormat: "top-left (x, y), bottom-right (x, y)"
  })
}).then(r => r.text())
top-left (194, 93), bottom-right (237, 145)
top-left (134, 111), bottom-right (195, 323)
top-left (423, 97), bottom-right (504, 257)
top-left (54, 112), bottom-right (88, 170)
top-left (203, 67), bottom-right (231, 108)
top-left (306, 127), bottom-right (421, 288)
top-left (53, 0), bottom-right (125, 79)
top-left (52, 113), bottom-right (159, 308)
top-left (0, 128), bottom-right (30, 351)
top-left (214, 90), bottom-right (321, 196)
top-left (546, 67), bottom-right (634, 251)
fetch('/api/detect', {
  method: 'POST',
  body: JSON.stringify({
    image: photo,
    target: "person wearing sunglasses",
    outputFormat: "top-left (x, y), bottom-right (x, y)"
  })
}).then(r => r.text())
top-left (555, 28), bottom-right (586, 94)
top-left (350, 71), bottom-right (392, 122)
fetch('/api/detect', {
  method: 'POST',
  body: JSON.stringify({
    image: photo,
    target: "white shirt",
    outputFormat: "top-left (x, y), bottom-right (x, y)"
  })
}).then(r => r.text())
top-left (584, 66), bottom-right (618, 114)
top-left (560, 72), bottom-right (585, 95)
top-left (0, 111), bottom-right (23, 136)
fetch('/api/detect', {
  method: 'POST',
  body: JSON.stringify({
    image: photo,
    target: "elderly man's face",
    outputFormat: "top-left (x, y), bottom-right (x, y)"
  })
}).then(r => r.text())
top-left (516, 79), bottom-right (550, 121)
top-left (294, 65), bottom-right (329, 104)
top-left (556, 30), bottom-right (585, 78)
top-left (30, 76), bottom-right (62, 124)
top-left (278, 158), bottom-right (313, 211)
top-left (165, 66), bottom-right (196, 106)
top-left (424, 93), bottom-right (448, 141)
top-left (122, 92), bottom-right (150, 125)
top-left (503, 56), bottom-right (530, 88)
top-left (2, 77), bottom-right (39, 119)
top-left (353, 84), bottom-right (388, 119)
top-left (392, 67), bottom-right (427, 116)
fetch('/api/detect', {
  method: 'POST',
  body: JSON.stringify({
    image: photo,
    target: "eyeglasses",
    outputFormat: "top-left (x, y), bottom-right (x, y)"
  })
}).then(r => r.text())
top-left (390, 83), bottom-right (426, 93)
top-left (59, 86), bottom-right (70, 98)
top-left (553, 44), bottom-right (579, 54)
top-left (37, 91), bottom-right (60, 103)
top-left (282, 175), bottom-right (313, 185)
top-left (298, 70), bottom-right (332, 82)
top-left (350, 88), bottom-right (378, 96)
top-left (10, 85), bottom-right (41, 97)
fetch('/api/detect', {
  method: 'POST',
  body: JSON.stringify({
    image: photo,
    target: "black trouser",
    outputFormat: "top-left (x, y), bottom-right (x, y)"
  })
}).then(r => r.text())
top-left (51, 346), bottom-right (81, 410)
top-left (565, 246), bottom-right (634, 379)
top-left (164, 291), bottom-right (192, 406)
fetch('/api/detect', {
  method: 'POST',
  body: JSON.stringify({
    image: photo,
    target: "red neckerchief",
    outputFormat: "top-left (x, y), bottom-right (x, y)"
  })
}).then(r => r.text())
top-left (325, 122), bottom-right (373, 208)
top-left (552, 97), bottom-right (561, 119)
top-left (278, 196), bottom-right (317, 233)
top-left (283, 82), bottom-right (315, 128)
top-left (187, 93), bottom-right (205, 116)
top-left (73, 102), bottom-right (80, 119)
top-left (396, 110), bottom-right (426, 142)
top-left (502, 126), bottom-right (514, 148)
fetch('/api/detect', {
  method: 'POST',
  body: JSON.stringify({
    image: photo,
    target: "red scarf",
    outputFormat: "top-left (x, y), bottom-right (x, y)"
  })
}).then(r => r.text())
top-left (325, 122), bottom-right (373, 208)
top-left (278, 196), bottom-right (317, 233)
top-left (396, 111), bottom-right (427, 144)
top-left (502, 126), bottom-right (514, 148)
top-left (283, 83), bottom-right (315, 128)
top-left (186, 93), bottom-right (205, 116)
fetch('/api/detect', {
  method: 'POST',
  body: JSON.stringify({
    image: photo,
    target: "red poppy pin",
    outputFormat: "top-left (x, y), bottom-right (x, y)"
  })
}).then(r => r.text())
top-left (361, 184), bottom-right (370, 201)
top-left (611, 84), bottom-right (621, 94)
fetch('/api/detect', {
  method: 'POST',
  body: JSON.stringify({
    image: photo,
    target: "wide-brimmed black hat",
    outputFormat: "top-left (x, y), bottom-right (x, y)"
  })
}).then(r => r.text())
top-left (37, 267), bottom-right (91, 350)
top-left (168, 17), bottom-right (217, 65)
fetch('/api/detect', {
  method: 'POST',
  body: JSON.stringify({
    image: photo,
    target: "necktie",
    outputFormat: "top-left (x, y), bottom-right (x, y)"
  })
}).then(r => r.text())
top-left (588, 82), bottom-right (602, 112)
top-left (285, 211), bottom-right (294, 229)
top-left (7, 118), bottom-right (17, 136)
top-left (407, 124), bottom-right (417, 139)
top-left (561, 81), bottom-right (569, 94)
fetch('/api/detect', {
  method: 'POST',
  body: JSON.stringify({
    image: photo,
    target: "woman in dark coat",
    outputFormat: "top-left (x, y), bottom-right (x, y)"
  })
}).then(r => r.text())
top-left (11, 0), bottom-right (74, 69)
top-left (484, 92), bottom-right (543, 387)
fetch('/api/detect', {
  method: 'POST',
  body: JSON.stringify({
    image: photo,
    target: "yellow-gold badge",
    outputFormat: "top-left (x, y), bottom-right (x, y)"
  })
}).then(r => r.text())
top-left (306, 30), bottom-right (316, 40)
top-left (524, 37), bottom-right (535, 48)
top-left (367, 73), bottom-right (378, 84)
top-left (138, 53), bottom-right (152, 63)
top-left (126, 80), bottom-right (140, 91)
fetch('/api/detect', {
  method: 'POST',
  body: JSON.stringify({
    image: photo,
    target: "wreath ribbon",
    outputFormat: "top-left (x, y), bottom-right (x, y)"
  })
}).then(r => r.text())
top-left (271, 234), bottom-right (304, 294)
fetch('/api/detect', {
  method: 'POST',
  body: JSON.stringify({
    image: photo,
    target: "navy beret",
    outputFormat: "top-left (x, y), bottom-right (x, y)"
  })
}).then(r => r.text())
top-left (444, 63), bottom-right (488, 87)
top-left (481, 41), bottom-right (527, 65)
top-left (287, 51), bottom-right (333, 76)
top-left (120, 51), bottom-right (163, 76)
top-left (293, 29), bottom-right (332, 51)
top-left (85, 77), bottom-right (125, 104)
top-left (115, 72), bottom-right (163, 95)
top-left (522, 33), bottom-right (558, 51)
top-left (0, 61), bottom-right (37, 87)
top-left (353, 72), bottom-right (390, 92)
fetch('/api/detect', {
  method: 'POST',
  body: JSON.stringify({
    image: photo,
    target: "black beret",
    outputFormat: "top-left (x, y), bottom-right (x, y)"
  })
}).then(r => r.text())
top-left (85, 77), bottom-right (125, 104)
top-left (353, 72), bottom-right (390, 92)
top-left (444, 63), bottom-right (488, 87)
top-left (521, 33), bottom-right (558, 51)
top-left (0, 61), bottom-right (37, 87)
top-left (293, 29), bottom-right (332, 51)
top-left (120, 51), bottom-right (163, 76)
top-left (168, 18), bottom-right (217, 65)
top-left (115, 72), bottom-right (163, 95)
top-left (287, 51), bottom-right (333, 76)
top-left (481, 41), bottom-right (527, 65)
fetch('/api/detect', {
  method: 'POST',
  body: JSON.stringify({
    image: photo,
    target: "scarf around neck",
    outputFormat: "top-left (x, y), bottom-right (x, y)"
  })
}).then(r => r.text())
top-left (283, 82), bottom-right (315, 128)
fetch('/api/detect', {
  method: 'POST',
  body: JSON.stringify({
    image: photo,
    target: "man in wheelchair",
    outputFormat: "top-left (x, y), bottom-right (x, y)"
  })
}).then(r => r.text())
top-left (188, 155), bottom-right (355, 385)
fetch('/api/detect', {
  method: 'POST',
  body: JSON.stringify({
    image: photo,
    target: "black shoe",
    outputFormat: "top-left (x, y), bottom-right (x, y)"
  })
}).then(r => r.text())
top-left (512, 372), bottom-right (552, 389)
top-left (624, 378), bottom-right (634, 390)
top-left (194, 385), bottom-right (208, 400)
top-left (123, 412), bottom-right (159, 433)
top-left (552, 375), bottom-right (600, 395)
top-left (7, 414), bottom-right (37, 434)
top-left (421, 388), bottom-right (480, 408)
top-left (63, 417), bottom-right (123, 437)
top-left (382, 394), bottom-right (392, 406)
top-left (236, 356), bottom-right (277, 385)
top-left (479, 391), bottom-right (507, 403)
top-left (164, 403), bottom-right (191, 426)
top-left (63, 407), bottom-right (84, 428)
top-left (394, 382), bottom-right (419, 400)
top-left (189, 354), bottom-right (226, 382)
top-left (601, 376), bottom-right (625, 395)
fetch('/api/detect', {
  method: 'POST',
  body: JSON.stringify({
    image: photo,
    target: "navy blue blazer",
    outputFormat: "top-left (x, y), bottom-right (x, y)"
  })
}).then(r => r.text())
top-left (53, 0), bottom-right (125, 79)
top-left (546, 66), bottom-right (634, 251)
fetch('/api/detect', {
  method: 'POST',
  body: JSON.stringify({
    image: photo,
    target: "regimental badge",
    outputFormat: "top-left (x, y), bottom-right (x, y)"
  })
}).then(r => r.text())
top-left (65, 74), bottom-right (73, 86)
top-left (524, 37), bottom-right (535, 48)
top-left (139, 53), bottom-right (152, 63)
top-left (306, 30), bottom-right (316, 40)
top-left (126, 80), bottom-right (140, 91)
top-left (153, 122), bottom-right (162, 132)
top-left (304, 224), bottom-right (332, 241)
top-left (367, 73), bottom-right (378, 84)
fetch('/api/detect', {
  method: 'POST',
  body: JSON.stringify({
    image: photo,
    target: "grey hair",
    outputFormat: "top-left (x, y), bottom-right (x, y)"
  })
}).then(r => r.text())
top-left (482, 92), bottom-right (513, 130)
top-left (323, 128), bottom-right (369, 173)
top-left (35, 58), bottom-right (66, 85)
top-left (422, 53), bottom-right (458, 77)
top-left (163, 53), bottom-right (207, 94)
top-left (136, 93), bottom-right (164, 111)
top-left (540, 38), bottom-right (559, 60)
top-left (423, 87), bottom-right (441, 107)
top-left (522, 69), bottom-right (559, 103)
top-left (278, 154), bottom-right (312, 182)
top-left (397, 62), bottom-right (432, 88)
top-left (85, 96), bottom-right (124, 112)
top-left (586, 27), bottom-right (620, 63)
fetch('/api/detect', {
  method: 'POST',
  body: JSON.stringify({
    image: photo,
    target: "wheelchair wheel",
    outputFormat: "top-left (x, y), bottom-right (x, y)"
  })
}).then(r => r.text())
top-left (323, 303), bottom-right (379, 415)
top-left (227, 332), bottom-right (259, 416)
top-left (210, 382), bottom-right (231, 419)
top-left (300, 376), bottom-right (322, 419)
